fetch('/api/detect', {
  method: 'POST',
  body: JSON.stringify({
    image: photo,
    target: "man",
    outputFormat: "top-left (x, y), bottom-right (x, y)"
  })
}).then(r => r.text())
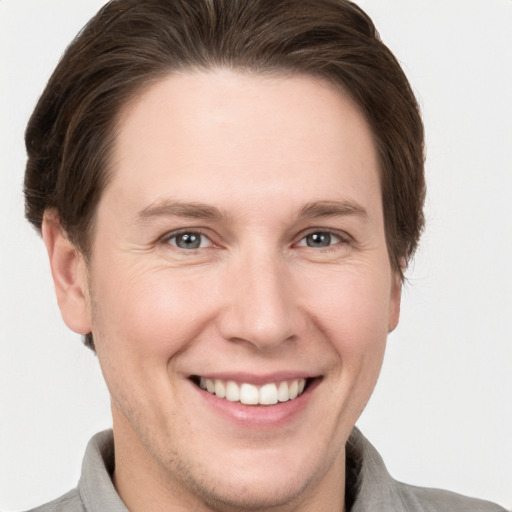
top-left (11, 0), bottom-right (509, 510)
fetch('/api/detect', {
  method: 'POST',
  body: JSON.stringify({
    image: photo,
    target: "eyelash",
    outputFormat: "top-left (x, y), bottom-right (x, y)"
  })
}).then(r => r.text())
top-left (161, 228), bottom-right (351, 252)
top-left (295, 230), bottom-right (348, 250)
top-left (162, 229), bottom-right (213, 250)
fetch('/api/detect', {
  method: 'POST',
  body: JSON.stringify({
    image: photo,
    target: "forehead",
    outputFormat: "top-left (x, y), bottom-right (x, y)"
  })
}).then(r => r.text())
top-left (105, 69), bottom-right (380, 220)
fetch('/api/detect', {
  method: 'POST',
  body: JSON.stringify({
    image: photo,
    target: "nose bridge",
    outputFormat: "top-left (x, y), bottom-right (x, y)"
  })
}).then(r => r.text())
top-left (222, 245), bottom-right (296, 349)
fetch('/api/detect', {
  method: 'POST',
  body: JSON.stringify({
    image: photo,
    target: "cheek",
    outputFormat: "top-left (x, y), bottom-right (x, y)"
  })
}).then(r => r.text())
top-left (301, 264), bottom-right (392, 349)
top-left (91, 262), bottom-right (220, 359)
top-left (296, 264), bottom-right (391, 430)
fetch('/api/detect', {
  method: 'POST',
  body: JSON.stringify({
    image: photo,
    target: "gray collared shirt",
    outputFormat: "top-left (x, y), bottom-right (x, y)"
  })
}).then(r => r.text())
top-left (27, 428), bottom-right (507, 511)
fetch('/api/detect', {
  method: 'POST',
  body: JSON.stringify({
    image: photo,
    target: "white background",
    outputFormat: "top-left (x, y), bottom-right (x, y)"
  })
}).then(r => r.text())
top-left (1, 1), bottom-right (511, 510)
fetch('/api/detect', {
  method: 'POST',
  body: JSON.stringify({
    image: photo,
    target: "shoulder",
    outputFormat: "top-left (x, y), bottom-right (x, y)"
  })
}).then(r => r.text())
top-left (24, 488), bottom-right (85, 512)
top-left (347, 428), bottom-right (508, 512)
top-left (396, 481), bottom-right (508, 512)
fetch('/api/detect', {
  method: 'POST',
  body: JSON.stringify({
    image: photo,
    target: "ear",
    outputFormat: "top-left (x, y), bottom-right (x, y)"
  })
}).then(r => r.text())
top-left (41, 210), bottom-right (92, 335)
top-left (388, 270), bottom-right (402, 333)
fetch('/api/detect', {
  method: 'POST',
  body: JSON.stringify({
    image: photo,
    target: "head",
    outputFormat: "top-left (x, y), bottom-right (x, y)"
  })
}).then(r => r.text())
top-left (25, 1), bottom-right (424, 510)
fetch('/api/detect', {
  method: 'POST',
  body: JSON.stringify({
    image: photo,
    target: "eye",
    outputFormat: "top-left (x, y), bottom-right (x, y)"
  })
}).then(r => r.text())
top-left (166, 231), bottom-right (212, 250)
top-left (297, 231), bottom-right (342, 248)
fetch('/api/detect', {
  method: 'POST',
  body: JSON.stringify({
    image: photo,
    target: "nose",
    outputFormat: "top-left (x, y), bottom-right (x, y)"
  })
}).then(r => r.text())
top-left (218, 250), bottom-right (298, 351)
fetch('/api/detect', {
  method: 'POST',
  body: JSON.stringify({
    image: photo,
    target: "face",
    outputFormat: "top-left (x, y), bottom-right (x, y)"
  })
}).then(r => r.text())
top-left (68, 70), bottom-right (400, 510)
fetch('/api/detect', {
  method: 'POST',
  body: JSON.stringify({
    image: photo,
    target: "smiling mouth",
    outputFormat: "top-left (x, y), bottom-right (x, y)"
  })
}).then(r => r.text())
top-left (191, 376), bottom-right (311, 405)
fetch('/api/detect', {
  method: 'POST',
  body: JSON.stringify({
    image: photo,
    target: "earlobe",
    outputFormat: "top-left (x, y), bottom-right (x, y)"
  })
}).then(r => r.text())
top-left (388, 274), bottom-right (402, 333)
top-left (41, 210), bottom-right (91, 335)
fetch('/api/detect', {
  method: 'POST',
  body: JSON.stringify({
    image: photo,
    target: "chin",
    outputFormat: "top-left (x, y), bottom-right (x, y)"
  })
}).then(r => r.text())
top-left (164, 441), bottom-right (334, 512)
top-left (183, 469), bottom-right (313, 512)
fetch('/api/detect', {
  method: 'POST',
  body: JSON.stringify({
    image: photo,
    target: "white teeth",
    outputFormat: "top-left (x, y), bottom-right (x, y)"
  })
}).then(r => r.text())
top-left (206, 379), bottom-right (215, 393)
top-left (240, 383), bottom-right (259, 405)
top-left (225, 380), bottom-right (240, 402)
top-left (259, 383), bottom-right (278, 405)
top-left (278, 381), bottom-right (289, 402)
top-left (289, 380), bottom-right (299, 400)
top-left (214, 379), bottom-right (226, 399)
top-left (199, 377), bottom-right (308, 405)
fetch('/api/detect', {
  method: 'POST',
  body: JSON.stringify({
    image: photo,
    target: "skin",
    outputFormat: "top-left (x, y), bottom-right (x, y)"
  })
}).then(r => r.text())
top-left (43, 69), bottom-right (401, 512)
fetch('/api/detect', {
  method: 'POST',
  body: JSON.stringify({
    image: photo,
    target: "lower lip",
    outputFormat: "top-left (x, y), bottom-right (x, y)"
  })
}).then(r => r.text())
top-left (190, 379), bottom-right (319, 429)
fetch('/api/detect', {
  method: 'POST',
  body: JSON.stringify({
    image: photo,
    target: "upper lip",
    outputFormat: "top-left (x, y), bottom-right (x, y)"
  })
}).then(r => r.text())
top-left (189, 372), bottom-right (320, 385)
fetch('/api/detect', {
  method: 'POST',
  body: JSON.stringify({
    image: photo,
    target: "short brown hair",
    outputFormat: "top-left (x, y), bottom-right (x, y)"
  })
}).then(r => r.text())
top-left (24, 0), bottom-right (425, 349)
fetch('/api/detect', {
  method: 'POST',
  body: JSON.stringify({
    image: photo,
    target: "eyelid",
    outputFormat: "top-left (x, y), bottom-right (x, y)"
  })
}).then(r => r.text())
top-left (160, 228), bottom-right (214, 248)
top-left (294, 228), bottom-right (352, 247)
top-left (157, 227), bottom-right (352, 250)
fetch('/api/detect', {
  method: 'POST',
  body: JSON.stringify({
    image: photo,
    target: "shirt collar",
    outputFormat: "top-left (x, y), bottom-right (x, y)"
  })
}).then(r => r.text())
top-left (347, 427), bottom-right (430, 512)
top-left (78, 430), bottom-right (128, 512)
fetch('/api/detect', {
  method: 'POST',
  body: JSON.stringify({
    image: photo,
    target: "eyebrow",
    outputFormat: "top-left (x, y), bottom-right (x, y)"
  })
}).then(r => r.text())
top-left (135, 200), bottom-right (225, 223)
top-left (298, 200), bottom-right (368, 220)
top-left (135, 199), bottom-right (368, 223)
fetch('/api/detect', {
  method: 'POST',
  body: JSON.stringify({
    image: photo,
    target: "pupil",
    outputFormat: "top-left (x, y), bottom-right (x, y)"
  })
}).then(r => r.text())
top-left (307, 233), bottom-right (330, 247)
top-left (177, 233), bottom-right (200, 249)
